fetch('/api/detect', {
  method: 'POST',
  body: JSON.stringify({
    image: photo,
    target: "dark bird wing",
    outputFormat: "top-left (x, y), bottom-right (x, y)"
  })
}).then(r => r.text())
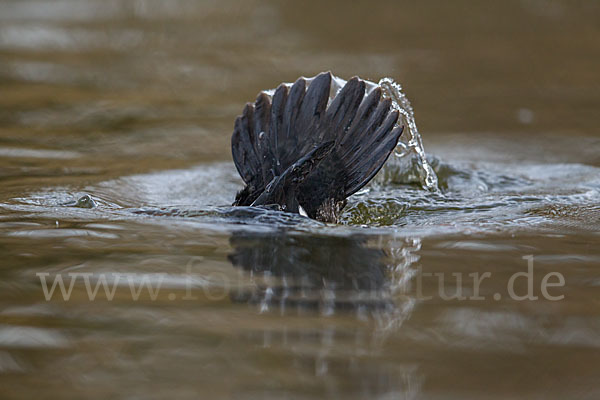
top-left (231, 72), bottom-right (403, 221)
top-left (297, 80), bottom-right (403, 220)
top-left (251, 140), bottom-right (335, 212)
top-left (232, 72), bottom-right (333, 206)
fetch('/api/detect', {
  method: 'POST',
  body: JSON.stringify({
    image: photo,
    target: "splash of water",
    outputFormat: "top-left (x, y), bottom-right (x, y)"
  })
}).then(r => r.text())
top-left (378, 78), bottom-right (439, 191)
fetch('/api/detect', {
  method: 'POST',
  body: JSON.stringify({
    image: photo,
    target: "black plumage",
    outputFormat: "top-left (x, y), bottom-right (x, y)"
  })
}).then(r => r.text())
top-left (231, 72), bottom-right (403, 222)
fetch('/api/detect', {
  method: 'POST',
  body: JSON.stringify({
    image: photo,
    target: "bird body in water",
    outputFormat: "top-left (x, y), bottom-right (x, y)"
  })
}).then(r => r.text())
top-left (231, 72), bottom-right (403, 223)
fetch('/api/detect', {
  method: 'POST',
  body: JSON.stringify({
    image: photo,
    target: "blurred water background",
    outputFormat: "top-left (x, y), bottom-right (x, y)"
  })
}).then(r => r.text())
top-left (0, 1), bottom-right (599, 399)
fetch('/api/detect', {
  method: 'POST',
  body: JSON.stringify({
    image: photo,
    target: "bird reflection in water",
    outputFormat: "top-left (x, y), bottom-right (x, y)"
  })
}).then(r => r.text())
top-left (227, 230), bottom-right (424, 396)
top-left (228, 230), bottom-right (420, 326)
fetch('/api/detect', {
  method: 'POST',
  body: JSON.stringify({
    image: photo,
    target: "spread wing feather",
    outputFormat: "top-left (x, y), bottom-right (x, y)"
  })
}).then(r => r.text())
top-left (231, 72), bottom-right (403, 220)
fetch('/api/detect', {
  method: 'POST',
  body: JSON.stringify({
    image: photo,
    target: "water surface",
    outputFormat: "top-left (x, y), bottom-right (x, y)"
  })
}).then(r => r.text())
top-left (1, 1), bottom-right (599, 399)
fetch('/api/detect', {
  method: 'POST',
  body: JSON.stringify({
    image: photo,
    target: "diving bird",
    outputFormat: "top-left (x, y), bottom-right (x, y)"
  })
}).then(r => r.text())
top-left (231, 72), bottom-right (403, 223)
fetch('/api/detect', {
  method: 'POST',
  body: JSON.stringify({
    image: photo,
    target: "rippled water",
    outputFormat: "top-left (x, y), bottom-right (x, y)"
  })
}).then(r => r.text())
top-left (1, 1), bottom-right (600, 399)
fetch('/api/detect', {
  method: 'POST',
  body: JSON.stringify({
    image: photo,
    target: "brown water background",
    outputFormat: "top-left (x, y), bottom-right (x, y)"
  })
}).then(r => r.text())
top-left (1, 1), bottom-right (599, 399)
